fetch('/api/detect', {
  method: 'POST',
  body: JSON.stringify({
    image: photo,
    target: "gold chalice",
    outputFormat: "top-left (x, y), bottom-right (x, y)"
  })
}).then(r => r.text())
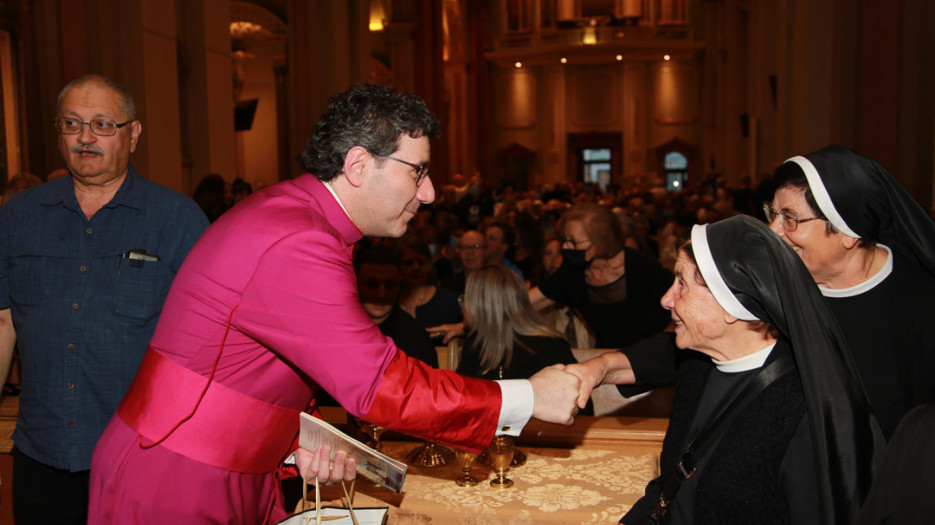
top-left (454, 449), bottom-right (479, 486)
top-left (474, 366), bottom-right (526, 469)
top-left (477, 444), bottom-right (526, 467)
top-left (487, 436), bottom-right (515, 488)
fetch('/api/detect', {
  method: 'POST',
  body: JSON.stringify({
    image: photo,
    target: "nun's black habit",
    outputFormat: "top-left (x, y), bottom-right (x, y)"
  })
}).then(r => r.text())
top-left (780, 146), bottom-right (935, 436)
top-left (625, 216), bottom-right (883, 525)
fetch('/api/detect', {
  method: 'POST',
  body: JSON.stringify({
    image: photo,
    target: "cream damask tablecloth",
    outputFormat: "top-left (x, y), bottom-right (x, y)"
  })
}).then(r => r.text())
top-left (318, 441), bottom-right (659, 525)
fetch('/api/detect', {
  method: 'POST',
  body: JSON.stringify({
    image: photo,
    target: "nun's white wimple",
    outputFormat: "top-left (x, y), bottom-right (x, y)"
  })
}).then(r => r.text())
top-left (785, 156), bottom-right (860, 238)
top-left (690, 224), bottom-right (759, 321)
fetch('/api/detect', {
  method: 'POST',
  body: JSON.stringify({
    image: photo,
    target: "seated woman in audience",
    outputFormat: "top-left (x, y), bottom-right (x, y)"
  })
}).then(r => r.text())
top-left (457, 265), bottom-right (593, 415)
top-left (598, 216), bottom-right (881, 525)
top-left (529, 203), bottom-right (672, 348)
top-left (532, 235), bottom-right (563, 286)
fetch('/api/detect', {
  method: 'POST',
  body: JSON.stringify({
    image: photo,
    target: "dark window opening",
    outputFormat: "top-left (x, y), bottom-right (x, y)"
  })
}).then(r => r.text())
top-left (664, 151), bottom-right (688, 191)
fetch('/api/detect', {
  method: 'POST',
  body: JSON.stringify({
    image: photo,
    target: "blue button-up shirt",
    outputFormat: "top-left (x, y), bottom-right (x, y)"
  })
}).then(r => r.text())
top-left (0, 166), bottom-right (208, 471)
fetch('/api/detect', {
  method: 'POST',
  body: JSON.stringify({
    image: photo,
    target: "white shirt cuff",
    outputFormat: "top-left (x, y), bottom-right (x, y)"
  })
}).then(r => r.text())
top-left (495, 379), bottom-right (534, 436)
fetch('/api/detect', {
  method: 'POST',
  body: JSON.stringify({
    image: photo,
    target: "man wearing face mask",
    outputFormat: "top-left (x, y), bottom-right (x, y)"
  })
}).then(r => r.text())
top-left (528, 203), bottom-right (672, 348)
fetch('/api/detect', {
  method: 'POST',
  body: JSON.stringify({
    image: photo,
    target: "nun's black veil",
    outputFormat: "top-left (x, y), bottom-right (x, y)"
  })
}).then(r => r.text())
top-left (698, 216), bottom-right (884, 525)
top-left (786, 145), bottom-right (935, 276)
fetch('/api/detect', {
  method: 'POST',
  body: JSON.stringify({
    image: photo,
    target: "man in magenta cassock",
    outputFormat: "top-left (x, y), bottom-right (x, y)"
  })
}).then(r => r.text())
top-left (87, 84), bottom-right (581, 523)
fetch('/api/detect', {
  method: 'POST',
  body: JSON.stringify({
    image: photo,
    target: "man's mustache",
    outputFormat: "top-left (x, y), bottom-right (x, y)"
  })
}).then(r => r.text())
top-left (72, 144), bottom-right (105, 155)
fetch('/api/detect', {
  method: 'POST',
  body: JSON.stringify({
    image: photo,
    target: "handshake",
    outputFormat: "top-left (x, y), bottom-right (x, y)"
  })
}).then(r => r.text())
top-left (297, 355), bottom-right (619, 486)
top-left (528, 358), bottom-right (608, 426)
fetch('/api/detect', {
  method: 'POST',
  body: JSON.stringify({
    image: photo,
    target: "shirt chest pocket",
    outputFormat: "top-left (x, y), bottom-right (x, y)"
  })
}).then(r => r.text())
top-left (112, 256), bottom-right (171, 321)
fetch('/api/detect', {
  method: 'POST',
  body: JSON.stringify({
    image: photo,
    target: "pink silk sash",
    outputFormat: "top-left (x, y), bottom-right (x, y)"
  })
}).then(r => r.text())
top-left (118, 347), bottom-right (300, 474)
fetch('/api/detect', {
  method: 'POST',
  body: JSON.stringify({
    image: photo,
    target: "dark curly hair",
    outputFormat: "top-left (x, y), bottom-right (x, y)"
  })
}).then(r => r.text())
top-left (297, 84), bottom-right (441, 181)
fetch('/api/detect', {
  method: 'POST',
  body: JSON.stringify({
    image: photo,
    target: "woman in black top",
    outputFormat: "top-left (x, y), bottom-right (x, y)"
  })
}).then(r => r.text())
top-left (529, 203), bottom-right (672, 348)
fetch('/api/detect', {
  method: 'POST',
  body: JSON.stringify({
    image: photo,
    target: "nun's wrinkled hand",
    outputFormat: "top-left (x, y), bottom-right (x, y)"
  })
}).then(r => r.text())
top-left (295, 445), bottom-right (357, 485)
top-left (565, 359), bottom-right (604, 409)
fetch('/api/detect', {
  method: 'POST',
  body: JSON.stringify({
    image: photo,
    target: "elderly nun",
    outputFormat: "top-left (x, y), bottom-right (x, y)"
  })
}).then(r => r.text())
top-left (621, 215), bottom-right (883, 525)
top-left (766, 145), bottom-right (935, 437)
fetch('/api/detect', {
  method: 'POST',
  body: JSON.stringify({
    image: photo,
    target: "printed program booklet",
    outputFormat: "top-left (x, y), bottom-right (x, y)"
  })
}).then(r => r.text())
top-left (298, 412), bottom-right (408, 493)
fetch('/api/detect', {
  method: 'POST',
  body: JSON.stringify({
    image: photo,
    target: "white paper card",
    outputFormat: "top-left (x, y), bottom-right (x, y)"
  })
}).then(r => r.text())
top-left (298, 413), bottom-right (407, 493)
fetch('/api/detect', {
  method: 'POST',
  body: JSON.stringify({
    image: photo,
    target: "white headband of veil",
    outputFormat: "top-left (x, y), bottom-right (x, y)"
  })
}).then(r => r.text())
top-left (784, 155), bottom-right (861, 238)
top-left (690, 223), bottom-right (759, 321)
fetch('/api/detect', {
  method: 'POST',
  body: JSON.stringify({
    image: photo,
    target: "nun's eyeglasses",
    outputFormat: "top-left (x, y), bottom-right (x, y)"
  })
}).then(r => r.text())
top-left (762, 204), bottom-right (822, 232)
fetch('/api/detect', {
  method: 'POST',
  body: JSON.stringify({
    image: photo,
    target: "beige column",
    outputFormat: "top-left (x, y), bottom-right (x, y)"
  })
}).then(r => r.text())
top-left (541, 65), bottom-right (566, 188)
top-left (115, 0), bottom-right (185, 192)
top-left (622, 61), bottom-right (648, 178)
top-left (179, 0), bottom-right (236, 193)
top-left (288, 0), bottom-right (371, 173)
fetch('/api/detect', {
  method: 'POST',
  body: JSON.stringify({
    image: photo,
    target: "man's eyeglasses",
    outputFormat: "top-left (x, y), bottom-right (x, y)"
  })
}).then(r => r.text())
top-left (762, 203), bottom-right (822, 232)
top-left (53, 117), bottom-right (134, 137)
top-left (374, 154), bottom-right (431, 186)
top-left (458, 243), bottom-right (486, 252)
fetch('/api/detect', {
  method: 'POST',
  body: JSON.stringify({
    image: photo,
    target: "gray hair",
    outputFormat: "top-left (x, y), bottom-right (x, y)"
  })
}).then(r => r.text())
top-left (57, 74), bottom-right (137, 121)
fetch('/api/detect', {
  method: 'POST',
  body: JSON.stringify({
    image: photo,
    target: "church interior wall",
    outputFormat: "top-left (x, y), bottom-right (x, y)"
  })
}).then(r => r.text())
top-left (238, 31), bottom-right (279, 189)
top-left (0, 0), bottom-right (931, 209)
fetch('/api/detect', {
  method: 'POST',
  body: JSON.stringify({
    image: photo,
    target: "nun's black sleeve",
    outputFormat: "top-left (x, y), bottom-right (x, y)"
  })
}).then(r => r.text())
top-left (620, 475), bottom-right (663, 525)
top-left (617, 332), bottom-right (679, 398)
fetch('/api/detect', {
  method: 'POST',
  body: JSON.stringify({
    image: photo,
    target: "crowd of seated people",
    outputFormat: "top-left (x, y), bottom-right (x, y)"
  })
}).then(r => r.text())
top-left (359, 172), bottom-right (760, 353)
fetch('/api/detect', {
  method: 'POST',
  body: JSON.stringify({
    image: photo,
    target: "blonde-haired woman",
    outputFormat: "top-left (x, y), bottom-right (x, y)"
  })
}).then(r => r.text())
top-left (457, 266), bottom-right (591, 414)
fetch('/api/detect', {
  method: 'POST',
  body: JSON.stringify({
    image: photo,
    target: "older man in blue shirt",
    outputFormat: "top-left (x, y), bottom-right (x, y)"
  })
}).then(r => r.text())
top-left (0, 74), bottom-right (208, 524)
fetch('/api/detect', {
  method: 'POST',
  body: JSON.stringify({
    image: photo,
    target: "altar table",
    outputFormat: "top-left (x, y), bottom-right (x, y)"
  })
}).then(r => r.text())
top-left (315, 435), bottom-right (661, 524)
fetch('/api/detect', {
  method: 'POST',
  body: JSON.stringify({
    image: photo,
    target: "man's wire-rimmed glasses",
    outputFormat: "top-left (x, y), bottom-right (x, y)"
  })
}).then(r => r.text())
top-left (374, 154), bottom-right (431, 186)
top-left (53, 117), bottom-right (134, 137)
top-left (762, 203), bottom-right (822, 232)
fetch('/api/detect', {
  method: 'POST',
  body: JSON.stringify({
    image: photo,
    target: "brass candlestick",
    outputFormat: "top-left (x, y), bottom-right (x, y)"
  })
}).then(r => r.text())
top-left (363, 423), bottom-right (386, 452)
top-left (454, 449), bottom-right (478, 486)
top-left (406, 441), bottom-right (455, 467)
top-left (487, 436), bottom-right (515, 488)
top-left (350, 416), bottom-right (386, 452)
